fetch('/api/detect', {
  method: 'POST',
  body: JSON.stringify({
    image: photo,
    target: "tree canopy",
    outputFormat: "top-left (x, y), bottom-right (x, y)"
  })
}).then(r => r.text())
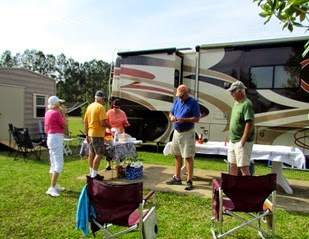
top-left (0, 49), bottom-right (111, 103)
top-left (254, 0), bottom-right (309, 56)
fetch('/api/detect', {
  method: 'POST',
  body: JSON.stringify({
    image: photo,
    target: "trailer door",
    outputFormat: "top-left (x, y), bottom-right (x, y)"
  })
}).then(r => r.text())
top-left (0, 84), bottom-right (24, 141)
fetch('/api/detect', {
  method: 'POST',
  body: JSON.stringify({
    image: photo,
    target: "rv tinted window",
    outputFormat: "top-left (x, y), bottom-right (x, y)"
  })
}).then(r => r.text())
top-left (250, 65), bottom-right (300, 89)
top-left (174, 69), bottom-right (180, 87)
top-left (250, 66), bottom-right (273, 88)
top-left (274, 66), bottom-right (300, 88)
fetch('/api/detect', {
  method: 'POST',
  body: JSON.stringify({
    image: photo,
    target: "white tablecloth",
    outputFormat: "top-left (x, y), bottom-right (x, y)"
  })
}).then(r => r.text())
top-left (164, 141), bottom-right (306, 169)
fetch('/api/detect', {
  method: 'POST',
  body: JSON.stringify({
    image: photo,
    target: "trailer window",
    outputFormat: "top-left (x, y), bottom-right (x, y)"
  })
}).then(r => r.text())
top-left (33, 95), bottom-right (47, 118)
top-left (250, 65), bottom-right (300, 89)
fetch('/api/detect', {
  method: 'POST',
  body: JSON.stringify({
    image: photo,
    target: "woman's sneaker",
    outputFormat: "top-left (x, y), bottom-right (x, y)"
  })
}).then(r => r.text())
top-left (55, 184), bottom-right (66, 192)
top-left (46, 187), bottom-right (60, 197)
top-left (166, 176), bottom-right (182, 185)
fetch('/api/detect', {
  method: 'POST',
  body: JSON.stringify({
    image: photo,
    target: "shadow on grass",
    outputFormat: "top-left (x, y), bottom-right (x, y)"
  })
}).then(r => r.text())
top-left (62, 189), bottom-right (83, 199)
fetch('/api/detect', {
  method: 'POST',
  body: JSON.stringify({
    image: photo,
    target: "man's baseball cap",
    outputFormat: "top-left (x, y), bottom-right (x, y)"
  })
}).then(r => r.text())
top-left (227, 81), bottom-right (247, 92)
top-left (95, 90), bottom-right (106, 98)
top-left (176, 84), bottom-right (188, 97)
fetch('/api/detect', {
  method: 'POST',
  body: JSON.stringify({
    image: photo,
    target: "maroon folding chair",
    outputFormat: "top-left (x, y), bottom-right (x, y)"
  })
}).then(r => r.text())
top-left (211, 173), bottom-right (277, 239)
top-left (86, 176), bottom-right (158, 239)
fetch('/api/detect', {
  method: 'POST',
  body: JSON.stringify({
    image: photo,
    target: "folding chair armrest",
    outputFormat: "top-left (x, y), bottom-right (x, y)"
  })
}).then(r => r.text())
top-left (212, 178), bottom-right (220, 191)
top-left (264, 199), bottom-right (273, 211)
top-left (212, 178), bottom-right (221, 220)
top-left (144, 190), bottom-right (155, 201)
top-left (143, 190), bottom-right (156, 205)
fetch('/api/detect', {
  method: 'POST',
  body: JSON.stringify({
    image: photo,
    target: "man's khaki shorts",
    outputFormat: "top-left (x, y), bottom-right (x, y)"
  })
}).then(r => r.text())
top-left (228, 141), bottom-right (253, 166)
top-left (89, 137), bottom-right (105, 155)
top-left (170, 128), bottom-right (195, 158)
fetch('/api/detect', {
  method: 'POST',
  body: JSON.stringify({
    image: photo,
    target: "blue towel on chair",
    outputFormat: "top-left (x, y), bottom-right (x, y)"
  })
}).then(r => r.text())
top-left (76, 185), bottom-right (96, 235)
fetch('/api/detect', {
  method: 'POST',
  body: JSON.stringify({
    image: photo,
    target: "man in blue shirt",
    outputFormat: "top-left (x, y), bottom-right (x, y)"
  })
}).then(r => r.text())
top-left (166, 84), bottom-right (200, 190)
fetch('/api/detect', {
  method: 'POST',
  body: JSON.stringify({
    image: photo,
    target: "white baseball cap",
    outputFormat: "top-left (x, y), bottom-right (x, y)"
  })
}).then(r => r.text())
top-left (227, 81), bottom-right (247, 92)
top-left (48, 96), bottom-right (65, 108)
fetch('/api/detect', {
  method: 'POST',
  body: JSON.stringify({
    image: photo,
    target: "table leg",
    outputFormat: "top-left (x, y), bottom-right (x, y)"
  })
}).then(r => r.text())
top-left (74, 138), bottom-right (85, 156)
top-left (63, 139), bottom-right (74, 156)
top-left (181, 165), bottom-right (186, 175)
top-left (181, 159), bottom-right (195, 178)
top-left (63, 143), bottom-right (72, 156)
top-left (111, 161), bottom-right (114, 179)
top-left (271, 161), bottom-right (293, 194)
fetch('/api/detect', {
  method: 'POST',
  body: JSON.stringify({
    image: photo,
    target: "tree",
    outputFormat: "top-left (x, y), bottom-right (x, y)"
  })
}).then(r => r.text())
top-left (254, 0), bottom-right (309, 56)
top-left (0, 50), bottom-right (14, 67)
top-left (0, 49), bottom-right (111, 103)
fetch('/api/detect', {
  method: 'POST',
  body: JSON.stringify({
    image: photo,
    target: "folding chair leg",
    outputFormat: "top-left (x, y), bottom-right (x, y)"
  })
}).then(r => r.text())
top-left (13, 151), bottom-right (20, 161)
top-left (24, 147), bottom-right (41, 161)
top-left (34, 148), bottom-right (41, 160)
top-left (222, 210), bottom-right (272, 239)
top-left (92, 218), bottom-right (139, 238)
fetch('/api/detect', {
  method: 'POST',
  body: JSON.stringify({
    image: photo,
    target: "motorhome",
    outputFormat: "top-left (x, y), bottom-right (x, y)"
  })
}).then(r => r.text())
top-left (109, 37), bottom-right (309, 156)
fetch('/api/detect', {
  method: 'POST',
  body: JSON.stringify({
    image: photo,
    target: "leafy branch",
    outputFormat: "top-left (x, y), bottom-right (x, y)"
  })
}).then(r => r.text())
top-left (254, 0), bottom-right (309, 57)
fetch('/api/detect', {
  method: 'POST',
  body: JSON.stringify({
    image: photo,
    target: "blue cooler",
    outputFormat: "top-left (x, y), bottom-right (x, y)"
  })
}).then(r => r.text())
top-left (125, 165), bottom-right (143, 180)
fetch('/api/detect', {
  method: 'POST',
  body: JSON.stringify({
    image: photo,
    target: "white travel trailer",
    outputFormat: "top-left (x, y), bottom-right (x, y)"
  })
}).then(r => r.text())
top-left (109, 37), bottom-right (309, 156)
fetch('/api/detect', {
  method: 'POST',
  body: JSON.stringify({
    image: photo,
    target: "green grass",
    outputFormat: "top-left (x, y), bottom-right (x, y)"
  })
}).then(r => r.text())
top-left (0, 116), bottom-right (307, 238)
top-left (0, 148), bottom-right (308, 239)
top-left (67, 116), bottom-right (85, 136)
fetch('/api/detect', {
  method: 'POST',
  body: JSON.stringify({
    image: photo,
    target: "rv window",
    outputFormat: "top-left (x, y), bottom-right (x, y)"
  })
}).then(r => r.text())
top-left (174, 69), bottom-right (180, 88)
top-left (250, 66), bottom-right (273, 88)
top-left (250, 65), bottom-right (300, 89)
top-left (274, 66), bottom-right (300, 88)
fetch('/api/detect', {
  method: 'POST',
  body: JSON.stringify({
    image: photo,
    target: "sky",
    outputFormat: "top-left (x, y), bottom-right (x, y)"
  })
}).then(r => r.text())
top-left (0, 0), bottom-right (308, 63)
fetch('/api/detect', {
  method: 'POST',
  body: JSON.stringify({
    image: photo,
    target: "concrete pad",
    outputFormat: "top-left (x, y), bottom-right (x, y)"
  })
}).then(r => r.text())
top-left (78, 163), bottom-right (309, 214)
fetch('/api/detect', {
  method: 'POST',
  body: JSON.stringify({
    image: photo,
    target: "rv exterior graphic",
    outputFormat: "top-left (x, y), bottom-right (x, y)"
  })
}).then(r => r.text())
top-left (109, 37), bottom-right (309, 156)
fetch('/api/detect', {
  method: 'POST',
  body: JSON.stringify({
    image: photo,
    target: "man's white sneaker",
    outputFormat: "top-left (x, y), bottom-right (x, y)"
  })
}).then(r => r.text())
top-left (55, 184), bottom-right (66, 192)
top-left (46, 187), bottom-right (60, 197)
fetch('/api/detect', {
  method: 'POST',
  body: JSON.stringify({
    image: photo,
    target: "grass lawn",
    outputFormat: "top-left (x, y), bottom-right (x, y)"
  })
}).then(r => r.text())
top-left (0, 116), bottom-right (308, 238)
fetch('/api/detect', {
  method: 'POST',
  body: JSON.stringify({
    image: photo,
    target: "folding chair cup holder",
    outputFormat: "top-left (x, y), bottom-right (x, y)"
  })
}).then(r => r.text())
top-left (211, 173), bottom-right (277, 239)
top-left (79, 176), bottom-right (158, 238)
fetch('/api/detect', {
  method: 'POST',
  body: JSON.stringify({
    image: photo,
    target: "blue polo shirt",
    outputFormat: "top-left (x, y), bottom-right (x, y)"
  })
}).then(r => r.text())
top-left (170, 97), bottom-right (200, 131)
